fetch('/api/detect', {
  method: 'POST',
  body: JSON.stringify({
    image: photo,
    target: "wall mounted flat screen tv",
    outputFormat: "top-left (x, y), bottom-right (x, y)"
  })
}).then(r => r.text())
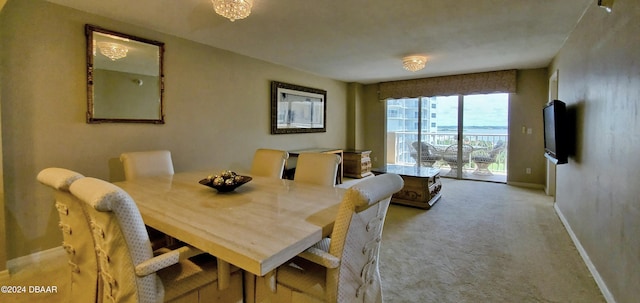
top-left (543, 100), bottom-right (568, 164)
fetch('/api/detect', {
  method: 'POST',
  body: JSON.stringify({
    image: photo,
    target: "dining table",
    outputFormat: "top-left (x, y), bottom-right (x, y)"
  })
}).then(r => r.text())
top-left (113, 170), bottom-right (346, 295)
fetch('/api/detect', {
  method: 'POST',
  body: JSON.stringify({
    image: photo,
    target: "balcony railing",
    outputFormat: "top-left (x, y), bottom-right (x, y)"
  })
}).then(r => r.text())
top-left (387, 131), bottom-right (508, 175)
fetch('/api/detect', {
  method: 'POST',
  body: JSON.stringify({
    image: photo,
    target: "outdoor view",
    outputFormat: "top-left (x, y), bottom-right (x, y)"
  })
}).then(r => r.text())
top-left (386, 93), bottom-right (509, 182)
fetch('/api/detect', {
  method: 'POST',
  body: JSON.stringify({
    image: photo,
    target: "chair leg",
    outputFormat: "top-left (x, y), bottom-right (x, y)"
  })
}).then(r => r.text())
top-left (472, 162), bottom-right (493, 175)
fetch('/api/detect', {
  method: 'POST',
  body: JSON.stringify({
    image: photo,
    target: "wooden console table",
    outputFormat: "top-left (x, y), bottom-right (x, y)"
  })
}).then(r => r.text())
top-left (371, 165), bottom-right (442, 209)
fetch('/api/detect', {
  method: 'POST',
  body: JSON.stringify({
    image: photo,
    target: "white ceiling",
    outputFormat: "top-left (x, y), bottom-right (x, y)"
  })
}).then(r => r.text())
top-left (47, 0), bottom-right (592, 84)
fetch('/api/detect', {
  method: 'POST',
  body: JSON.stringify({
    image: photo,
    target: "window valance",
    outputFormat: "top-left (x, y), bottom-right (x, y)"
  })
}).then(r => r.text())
top-left (378, 69), bottom-right (517, 100)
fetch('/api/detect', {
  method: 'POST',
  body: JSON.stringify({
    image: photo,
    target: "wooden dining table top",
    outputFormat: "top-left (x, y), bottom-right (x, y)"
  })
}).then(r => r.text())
top-left (114, 170), bottom-right (346, 276)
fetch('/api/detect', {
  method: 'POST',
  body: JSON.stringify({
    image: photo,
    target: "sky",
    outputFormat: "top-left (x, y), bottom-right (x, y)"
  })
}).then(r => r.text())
top-left (435, 93), bottom-right (509, 126)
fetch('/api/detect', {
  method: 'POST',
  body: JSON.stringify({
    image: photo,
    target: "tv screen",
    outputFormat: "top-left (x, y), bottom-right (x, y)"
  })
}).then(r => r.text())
top-left (543, 100), bottom-right (568, 164)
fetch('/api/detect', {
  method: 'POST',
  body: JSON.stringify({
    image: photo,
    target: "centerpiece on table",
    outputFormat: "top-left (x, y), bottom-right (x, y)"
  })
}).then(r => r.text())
top-left (199, 170), bottom-right (252, 192)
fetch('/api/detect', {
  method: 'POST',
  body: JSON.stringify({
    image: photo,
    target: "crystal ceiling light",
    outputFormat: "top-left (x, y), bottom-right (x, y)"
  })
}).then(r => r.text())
top-left (212, 0), bottom-right (254, 22)
top-left (97, 42), bottom-right (128, 61)
top-left (402, 56), bottom-right (427, 72)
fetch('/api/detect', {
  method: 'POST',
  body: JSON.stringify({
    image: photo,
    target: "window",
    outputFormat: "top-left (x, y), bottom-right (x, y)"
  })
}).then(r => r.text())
top-left (386, 93), bottom-right (509, 182)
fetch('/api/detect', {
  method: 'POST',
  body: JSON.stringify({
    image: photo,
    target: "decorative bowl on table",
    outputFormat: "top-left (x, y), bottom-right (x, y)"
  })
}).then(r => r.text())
top-left (199, 170), bottom-right (252, 192)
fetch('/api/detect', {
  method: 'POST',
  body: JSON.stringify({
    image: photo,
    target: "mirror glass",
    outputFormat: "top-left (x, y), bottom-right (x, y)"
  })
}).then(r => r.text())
top-left (86, 24), bottom-right (165, 123)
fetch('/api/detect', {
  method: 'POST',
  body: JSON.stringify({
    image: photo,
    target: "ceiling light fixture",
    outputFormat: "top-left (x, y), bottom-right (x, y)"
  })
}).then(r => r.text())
top-left (211, 0), bottom-right (253, 22)
top-left (97, 42), bottom-right (128, 61)
top-left (402, 55), bottom-right (427, 72)
top-left (597, 0), bottom-right (614, 13)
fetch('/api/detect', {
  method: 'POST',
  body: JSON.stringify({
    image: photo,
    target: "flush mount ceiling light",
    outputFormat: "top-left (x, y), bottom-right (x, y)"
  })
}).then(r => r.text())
top-left (211, 0), bottom-right (253, 22)
top-left (402, 55), bottom-right (427, 72)
top-left (598, 0), bottom-right (614, 12)
top-left (97, 42), bottom-right (128, 61)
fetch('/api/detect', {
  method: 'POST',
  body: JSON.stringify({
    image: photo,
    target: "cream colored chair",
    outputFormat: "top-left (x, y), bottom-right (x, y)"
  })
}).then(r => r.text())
top-left (120, 150), bottom-right (174, 180)
top-left (294, 153), bottom-right (341, 186)
top-left (250, 148), bottom-right (289, 179)
top-left (37, 167), bottom-right (100, 303)
top-left (255, 173), bottom-right (404, 303)
top-left (69, 177), bottom-right (243, 303)
top-left (120, 150), bottom-right (175, 249)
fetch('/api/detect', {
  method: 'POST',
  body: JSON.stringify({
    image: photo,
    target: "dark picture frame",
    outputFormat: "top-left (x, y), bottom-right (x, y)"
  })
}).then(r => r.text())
top-left (270, 81), bottom-right (327, 134)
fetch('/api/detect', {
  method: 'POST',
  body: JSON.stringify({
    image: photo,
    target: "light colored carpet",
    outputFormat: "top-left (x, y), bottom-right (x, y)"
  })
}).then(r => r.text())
top-left (380, 178), bottom-right (605, 303)
top-left (1, 178), bottom-right (605, 303)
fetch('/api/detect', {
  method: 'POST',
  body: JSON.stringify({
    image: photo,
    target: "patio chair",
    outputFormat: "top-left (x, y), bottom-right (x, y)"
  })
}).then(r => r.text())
top-left (471, 141), bottom-right (506, 175)
top-left (442, 144), bottom-right (474, 175)
top-left (410, 141), bottom-right (442, 167)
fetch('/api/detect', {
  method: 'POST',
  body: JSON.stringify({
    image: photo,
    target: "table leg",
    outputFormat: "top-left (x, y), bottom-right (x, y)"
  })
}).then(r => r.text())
top-left (243, 271), bottom-right (256, 303)
top-left (264, 270), bottom-right (276, 292)
top-left (217, 259), bottom-right (230, 290)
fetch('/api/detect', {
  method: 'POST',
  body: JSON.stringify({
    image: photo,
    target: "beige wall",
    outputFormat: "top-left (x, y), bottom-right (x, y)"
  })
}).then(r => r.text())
top-left (0, 0), bottom-right (348, 259)
top-left (550, 0), bottom-right (639, 302)
top-left (0, 72), bottom-right (5, 273)
top-left (346, 83), bottom-right (366, 150)
top-left (362, 85), bottom-right (386, 166)
top-left (362, 69), bottom-right (549, 186)
top-left (508, 68), bottom-right (548, 186)
top-left (0, 0), bottom-right (6, 274)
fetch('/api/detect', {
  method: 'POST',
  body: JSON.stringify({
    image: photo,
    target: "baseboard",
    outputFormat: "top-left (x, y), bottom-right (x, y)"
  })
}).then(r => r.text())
top-left (554, 203), bottom-right (616, 303)
top-left (506, 181), bottom-right (545, 190)
top-left (0, 269), bottom-right (9, 280)
top-left (7, 246), bottom-right (65, 273)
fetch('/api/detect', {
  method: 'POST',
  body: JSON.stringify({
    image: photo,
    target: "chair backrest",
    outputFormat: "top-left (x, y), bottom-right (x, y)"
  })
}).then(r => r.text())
top-left (294, 153), bottom-right (341, 186)
top-left (490, 141), bottom-right (506, 158)
top-left (70, 177), bottom-right (159, 303)
top-left (250, 148), bottom-right (289, 179)
top-left (411, 141), bottom-right (436, 156)
top-left (444, 144), bottom-right (473, 158)
top-left (120, 150), bottom-right (174, 180)
top-left (327, 173), bottom-right (404, 303)
top-left (461, 144), bottom-right (474, 158)
top-left (37, 168), bottom-right (100, 303)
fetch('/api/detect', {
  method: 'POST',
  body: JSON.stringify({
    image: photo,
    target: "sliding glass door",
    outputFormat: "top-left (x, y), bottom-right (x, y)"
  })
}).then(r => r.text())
top-left (462, 94), bottom-right (508, 182)
top-left (386, 93), bottom-right (508, 182)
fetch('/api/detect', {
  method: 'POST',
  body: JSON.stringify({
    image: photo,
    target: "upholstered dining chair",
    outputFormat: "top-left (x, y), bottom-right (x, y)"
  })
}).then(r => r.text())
top-left (250, 148), bottom-right (289, 179)
top-left (254, 173), bottom-right (404, 303)
top-left (120, 150), bottom-right (175, 180)
top-left (120, 150), bottom-right (175, 249)
top-left (69, 177), bottom-right (243, 303)
top-left (37, 167), bottom-right (100, 303)
top-left (294, 153), bottom-right (341, 186)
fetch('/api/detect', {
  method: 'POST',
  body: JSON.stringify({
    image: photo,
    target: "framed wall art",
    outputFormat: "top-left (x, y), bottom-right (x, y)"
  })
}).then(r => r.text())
top-left (271, 81), bottom-right (326, 134)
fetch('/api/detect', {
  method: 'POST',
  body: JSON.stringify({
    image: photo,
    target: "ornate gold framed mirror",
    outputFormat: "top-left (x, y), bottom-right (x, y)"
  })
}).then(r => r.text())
top-left (86, 24), bottom-right (165, 124)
